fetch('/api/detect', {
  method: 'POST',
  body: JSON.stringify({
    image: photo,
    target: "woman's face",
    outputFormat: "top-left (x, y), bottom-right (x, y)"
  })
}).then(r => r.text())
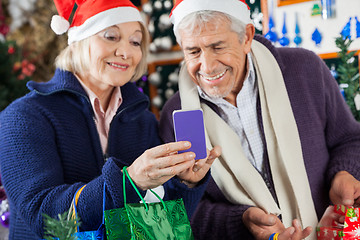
top-left (81, 22), bottom-right (143, 96)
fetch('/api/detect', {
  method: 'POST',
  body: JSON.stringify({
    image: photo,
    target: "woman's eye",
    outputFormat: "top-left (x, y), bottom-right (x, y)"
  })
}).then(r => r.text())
top-left (104, 31), bottom-right (120, 41)
top-left (132, 41), bottom-right (141, 47)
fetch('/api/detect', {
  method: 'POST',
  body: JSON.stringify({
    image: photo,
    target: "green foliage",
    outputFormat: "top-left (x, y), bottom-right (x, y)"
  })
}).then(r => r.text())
top-left (42, 210), bottom-right (81, 240)
top-left (335, 36), bottom-right (360, 121)
top-left (0, 39), bottom-right (34, 111)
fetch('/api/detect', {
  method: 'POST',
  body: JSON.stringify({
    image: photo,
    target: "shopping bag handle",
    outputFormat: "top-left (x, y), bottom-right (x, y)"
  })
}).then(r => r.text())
top-left (72, 184), bottom-right (106, 232)
top-left (122, 166), bottom-right (167, 212)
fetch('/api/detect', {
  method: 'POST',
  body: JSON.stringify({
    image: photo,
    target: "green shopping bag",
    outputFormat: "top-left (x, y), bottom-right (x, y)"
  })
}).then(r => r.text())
top-left (104, 166), bottom-right (194, 240)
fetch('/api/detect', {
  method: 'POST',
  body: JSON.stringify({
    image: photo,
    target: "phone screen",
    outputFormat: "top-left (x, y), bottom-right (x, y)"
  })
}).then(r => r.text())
top-left (172, 109), bottom-right (207, 160)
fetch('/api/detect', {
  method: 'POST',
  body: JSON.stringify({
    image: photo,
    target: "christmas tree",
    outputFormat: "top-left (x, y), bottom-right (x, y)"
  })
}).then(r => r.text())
top-left (335, 36), bottom-right (360, 121)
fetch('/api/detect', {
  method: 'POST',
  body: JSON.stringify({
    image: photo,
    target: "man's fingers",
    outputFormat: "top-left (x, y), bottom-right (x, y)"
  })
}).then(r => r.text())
top-left (244, 207), bottom-right (277, 226)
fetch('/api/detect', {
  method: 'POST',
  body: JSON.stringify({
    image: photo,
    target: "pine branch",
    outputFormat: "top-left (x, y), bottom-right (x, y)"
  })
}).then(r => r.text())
top-left (335, 36), bottom-right (360, 121)
top-left (42, 210), bottom-right (81, 240)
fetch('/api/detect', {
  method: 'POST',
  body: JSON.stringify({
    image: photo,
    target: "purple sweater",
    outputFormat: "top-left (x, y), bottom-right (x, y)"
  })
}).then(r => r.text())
top-left (159, 35), bottom-right (360, 239)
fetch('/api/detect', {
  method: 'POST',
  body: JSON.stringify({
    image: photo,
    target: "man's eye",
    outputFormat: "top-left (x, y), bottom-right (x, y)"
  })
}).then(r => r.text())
top-left (189, 50), bottom-right (200, 55)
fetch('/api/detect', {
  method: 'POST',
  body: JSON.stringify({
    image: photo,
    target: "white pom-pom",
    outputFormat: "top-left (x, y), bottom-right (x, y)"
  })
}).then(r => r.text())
top-left (50, 15), bottom-right (70, 35)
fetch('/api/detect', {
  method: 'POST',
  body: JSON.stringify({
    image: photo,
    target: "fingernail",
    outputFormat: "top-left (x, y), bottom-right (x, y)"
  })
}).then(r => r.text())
top-left (193, 167), bottom-right (199, 172)
top-left (268, 216), bottom-right (275, 225)
top-left (187, 153), bottom-right (195, 159)
top-left (289, 227), bottom-right (295, 234)
top-left (184, 141), bottom-right (190, 147)
top-left (294, 219), bottom-right (300, 227)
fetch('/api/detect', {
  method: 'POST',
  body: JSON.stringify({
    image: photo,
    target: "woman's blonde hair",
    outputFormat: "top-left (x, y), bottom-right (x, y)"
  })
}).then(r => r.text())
top-left (55, 21), bottom-right (149, 82)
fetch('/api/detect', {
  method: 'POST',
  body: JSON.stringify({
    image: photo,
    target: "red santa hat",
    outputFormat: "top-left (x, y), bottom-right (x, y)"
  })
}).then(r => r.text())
top-left (51, 0), bottom-right (144, 45)
top-left (170, 0), bottom-right (252, 33)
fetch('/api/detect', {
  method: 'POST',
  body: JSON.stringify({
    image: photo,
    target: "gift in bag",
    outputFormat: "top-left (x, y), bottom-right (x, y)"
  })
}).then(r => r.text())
top-left (72, 185), bottom-right (105, 240)
top-left (317, 205), bottom-right (360, 239)
top-left (104, 166), bottom-right (194, 240)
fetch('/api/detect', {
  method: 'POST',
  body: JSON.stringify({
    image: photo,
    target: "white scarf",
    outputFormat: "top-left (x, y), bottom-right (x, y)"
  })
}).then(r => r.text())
top-left (178, 40), bottom-right (318, 239)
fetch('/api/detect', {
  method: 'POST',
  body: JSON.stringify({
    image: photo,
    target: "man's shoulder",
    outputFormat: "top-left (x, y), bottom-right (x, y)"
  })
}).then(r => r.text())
top-left (162, 91), bottom-right (181, 115)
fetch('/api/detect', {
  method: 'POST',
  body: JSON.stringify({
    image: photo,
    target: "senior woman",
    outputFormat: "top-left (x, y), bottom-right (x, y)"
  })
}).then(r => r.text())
top-left (0, 0), bottom-right (220, 239)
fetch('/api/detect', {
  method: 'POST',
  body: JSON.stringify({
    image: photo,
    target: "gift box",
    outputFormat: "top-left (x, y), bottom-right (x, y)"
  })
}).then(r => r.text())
top-left (317, 205), bottom-right (360, 239)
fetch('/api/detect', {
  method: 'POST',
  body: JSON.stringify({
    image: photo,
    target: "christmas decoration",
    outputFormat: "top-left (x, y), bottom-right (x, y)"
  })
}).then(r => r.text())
top-left (264, 15), bottom-right (277, 44)
top-left (340, 17), bottom-right (352, 40)
top-left (311, 28), bottom-right (322, 46)
top-left (0, 4), bottom-right (34, 110)
top-left (355, 17), bottom-right (360, 38)
top-left (278, 13), bottom-right (289, 47)
top-left (335, 35), bottom-right (360, 121)
top-left (321, 0), bottom-right (336, 20)
top-left (293, 13), bottom-right (302, 47)
top-left (42, 210), bottom-right (80, 240)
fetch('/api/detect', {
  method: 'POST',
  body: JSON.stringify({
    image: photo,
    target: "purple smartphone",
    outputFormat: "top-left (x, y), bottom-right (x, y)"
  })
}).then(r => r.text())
top-left (172, 109), bottom-right (207, 160)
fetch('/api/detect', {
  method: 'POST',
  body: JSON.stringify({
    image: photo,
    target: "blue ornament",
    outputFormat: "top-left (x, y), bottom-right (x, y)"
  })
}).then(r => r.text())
top-left (278, 13), bottom-right (290, 47)
top-left (312, 28), bottom-right (322, 46)
top-left (0, 211), bottom-right (9, 228)
top-left (264, 16), bottom-right (278, 43)
top-left (355, 16), bottom-right (360, 38)
top-left (340, 17), bottom-right (352, 39)
top-left (293, 13), bottom-right (302, 46)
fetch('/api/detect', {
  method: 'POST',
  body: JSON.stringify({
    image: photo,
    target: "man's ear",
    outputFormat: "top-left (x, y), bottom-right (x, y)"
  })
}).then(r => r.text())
top-left (244, 24), bottom-right (255, 54)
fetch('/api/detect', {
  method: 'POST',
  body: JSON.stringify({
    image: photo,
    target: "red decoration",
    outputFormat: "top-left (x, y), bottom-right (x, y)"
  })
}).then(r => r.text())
top-left (317, 205), bottom-right (360, 239)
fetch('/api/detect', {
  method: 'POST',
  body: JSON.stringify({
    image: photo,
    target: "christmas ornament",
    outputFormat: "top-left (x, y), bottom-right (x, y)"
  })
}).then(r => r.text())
top-left (148, 19), bottom-right (155, 36)
top-left (165, 88), bottom-right (175, 99)
top-left (149, 42), bottom-right (157, 53)
top-left (142, 2), bottom-right (153, 15)
top-left (340, 17), bottom-right (352, 40)
top-left (148, 72), bottom-right (162, 86)
top-left (151, 95), bottom-right (163, 108)
top-left (158, 13), bottom-right (172, 31)
top-left (278, 13), bottom-right (289, 47)
top-left (251, 7), bottom-right (263, 32)
top-left (264, 15), bottom-right (277, 43)
top-left (163, 0), bottom-right (173, 11)
top-left (311, 3), bottom-right (321, 16)
top-left (293, 13), bottom-right (302, 46)
top-left (153, 0), bottom-right (163, 11)
top-left (0, 211), bottom-right (9, 228)
top-left (355, 17), bottom-right (360, 38)
top-left (160, 36), bottom-right (173, 51)
top-left (311, 28), bottom-right (322, 46)
top-left (168, 71), bottom-right (179, 84)
top-left (321, 0), bottom-right (336, 20)
top-left (8, 0), bottom-right (37, 31)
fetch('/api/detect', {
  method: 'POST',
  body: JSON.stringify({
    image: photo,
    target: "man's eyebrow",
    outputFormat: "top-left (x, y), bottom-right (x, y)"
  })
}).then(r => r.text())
top-left (184, 41), bottom-right (225, 51)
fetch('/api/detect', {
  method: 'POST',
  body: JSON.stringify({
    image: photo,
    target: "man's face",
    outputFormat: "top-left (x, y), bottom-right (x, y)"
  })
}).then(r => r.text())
top-left (180, 20), bottom-right (253, 104)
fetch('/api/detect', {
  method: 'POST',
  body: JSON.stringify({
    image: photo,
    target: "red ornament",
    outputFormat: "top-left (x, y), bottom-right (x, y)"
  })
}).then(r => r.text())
top-left (7, 46), bottom-right (15, 54)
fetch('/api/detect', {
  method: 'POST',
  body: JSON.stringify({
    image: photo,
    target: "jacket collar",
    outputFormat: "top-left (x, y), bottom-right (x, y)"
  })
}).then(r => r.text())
top-left (27, 69), bottom-right (150, 121)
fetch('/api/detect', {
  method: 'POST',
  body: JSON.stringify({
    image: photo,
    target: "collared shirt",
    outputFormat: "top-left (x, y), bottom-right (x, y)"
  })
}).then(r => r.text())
top-left (78, 80), bottom-right (123, 154)
top-left (198, 53), bottom-right (264, 172)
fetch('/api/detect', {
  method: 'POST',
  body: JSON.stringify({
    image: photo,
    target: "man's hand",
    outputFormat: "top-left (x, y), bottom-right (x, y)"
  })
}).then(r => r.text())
top-left (177, 146), bottom-right (221, 187)
top-left (243, 207), bottom-right (312, 240)
top-left (330, 171), bottom-right (360, 207)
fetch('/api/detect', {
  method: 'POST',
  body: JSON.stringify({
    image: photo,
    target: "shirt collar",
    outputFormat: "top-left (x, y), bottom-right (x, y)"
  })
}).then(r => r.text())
top-left (77, 78), bottom-right (123, 116)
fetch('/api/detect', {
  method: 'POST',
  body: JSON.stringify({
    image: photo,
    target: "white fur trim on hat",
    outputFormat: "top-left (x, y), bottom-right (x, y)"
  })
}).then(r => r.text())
top-left (51, 15), bottom-right (70, 35)
top-left (67, 7), bottom-right (144, 45)
top-left (170, 0), bottom-right (252, 33)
